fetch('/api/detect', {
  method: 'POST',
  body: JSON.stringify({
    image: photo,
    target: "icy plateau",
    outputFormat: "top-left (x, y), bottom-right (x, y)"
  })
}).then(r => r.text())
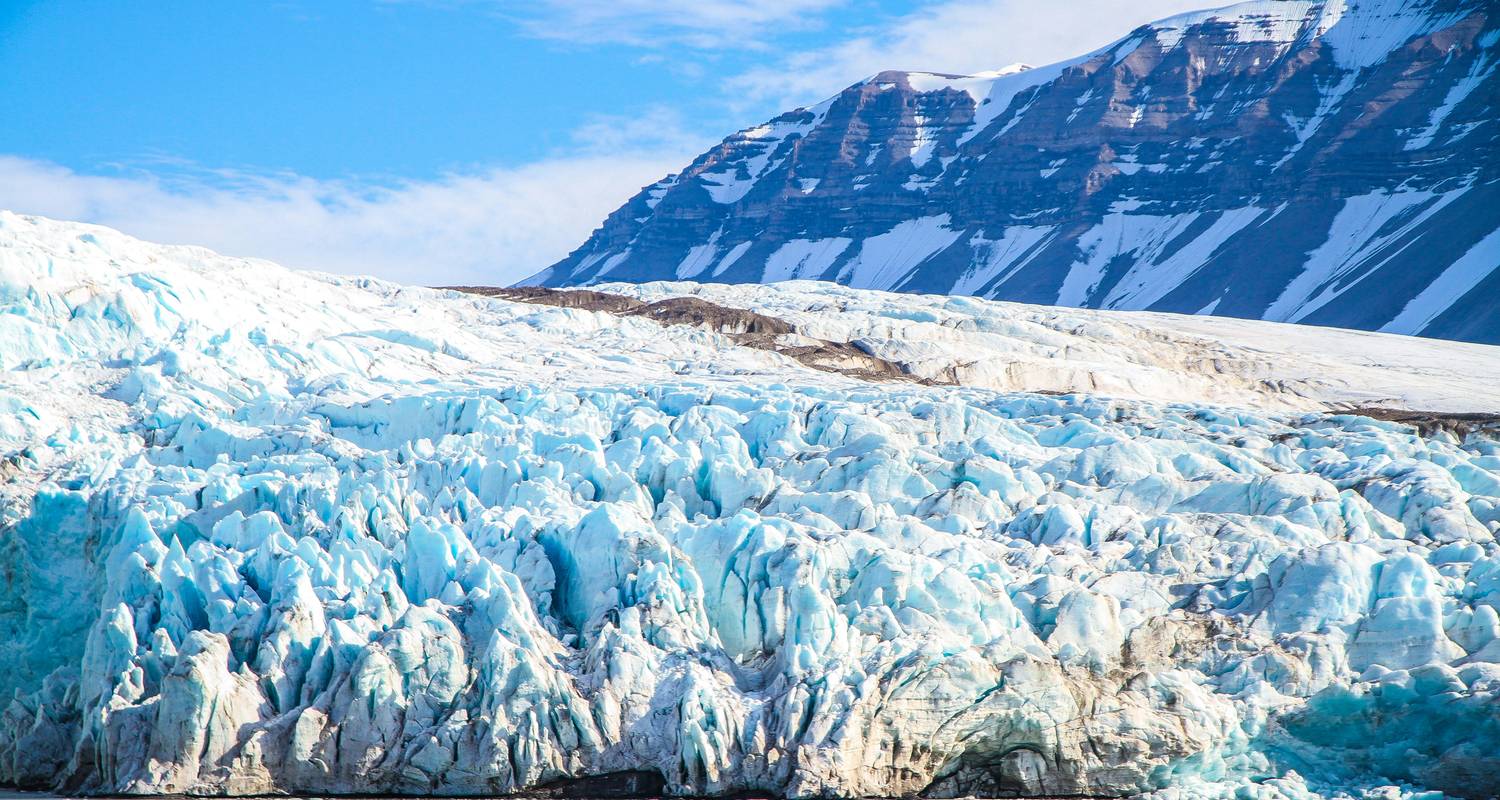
top-left (2, 212), bottom-right (1500, 799)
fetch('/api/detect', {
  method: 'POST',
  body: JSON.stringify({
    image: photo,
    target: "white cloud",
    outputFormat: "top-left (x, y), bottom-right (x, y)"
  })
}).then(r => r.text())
top-left (569, 106), bottom-right (711, 154)
top-left (485, 0), bottom-right (847, 49)
top-left (0, 113), bottom-right (705, 287)
top-left (0, 1), bottom-right (1223, 288)
top-left (726, 0), bottom-right (1214, 108)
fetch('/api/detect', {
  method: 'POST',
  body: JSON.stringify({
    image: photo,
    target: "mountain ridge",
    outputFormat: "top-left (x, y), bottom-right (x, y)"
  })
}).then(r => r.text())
top-left (524, 0), bottom-right (1500, 344)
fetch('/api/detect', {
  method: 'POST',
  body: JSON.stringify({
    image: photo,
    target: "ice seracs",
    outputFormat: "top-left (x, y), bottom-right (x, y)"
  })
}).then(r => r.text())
top-left (2, 213), bottom-right (1499, 798)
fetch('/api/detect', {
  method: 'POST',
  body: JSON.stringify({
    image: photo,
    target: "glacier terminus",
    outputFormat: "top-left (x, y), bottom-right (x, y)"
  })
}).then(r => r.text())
top-left (2, 211), bottom-right (1500, 799)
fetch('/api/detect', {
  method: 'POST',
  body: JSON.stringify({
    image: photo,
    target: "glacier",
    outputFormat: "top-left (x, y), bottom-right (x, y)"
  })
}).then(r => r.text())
top-left (2, 211), bottom-right (1500, 799)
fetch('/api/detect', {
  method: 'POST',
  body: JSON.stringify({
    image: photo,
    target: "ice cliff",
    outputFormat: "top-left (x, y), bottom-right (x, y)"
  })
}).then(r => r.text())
top-left (2, 212), bottom-right (1499, 799)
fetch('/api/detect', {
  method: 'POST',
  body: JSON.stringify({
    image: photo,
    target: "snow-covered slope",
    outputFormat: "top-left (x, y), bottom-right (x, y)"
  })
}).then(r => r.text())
top-left (528, 0), bottom-right (1500, 345)
top-left (3, 213), bottom-right (1500, 799)
top-left (596, 280), bottom-right (1500, 414)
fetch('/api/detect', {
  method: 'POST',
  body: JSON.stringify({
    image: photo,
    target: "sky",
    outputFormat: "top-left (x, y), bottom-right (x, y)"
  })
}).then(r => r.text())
top-left (0, 0), bottom-right (1216, 285)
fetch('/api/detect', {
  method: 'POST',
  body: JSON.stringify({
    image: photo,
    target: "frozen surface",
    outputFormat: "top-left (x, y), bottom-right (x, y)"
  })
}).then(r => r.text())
top-left (602, 281), bottom-right (1500, 414)
top-left (2, 214), bottom-right (1500, 799)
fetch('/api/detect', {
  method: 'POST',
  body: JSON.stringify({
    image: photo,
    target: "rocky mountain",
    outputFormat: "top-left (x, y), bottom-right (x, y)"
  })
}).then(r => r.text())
top-left (524, 0), bottom-right (1500, 344)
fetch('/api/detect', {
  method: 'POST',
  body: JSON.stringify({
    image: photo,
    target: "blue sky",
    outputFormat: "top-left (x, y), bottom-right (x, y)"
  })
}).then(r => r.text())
top-left (0, 0), bottom-right (1211, 284)
top-left (1, 0), bottom-right (860, 178)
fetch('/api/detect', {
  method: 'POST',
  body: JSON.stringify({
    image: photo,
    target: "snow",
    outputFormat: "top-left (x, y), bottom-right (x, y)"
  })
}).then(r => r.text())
top-left (701, 171), bottom-right (756, 205)
top-left (698, 111), bottom-right (826, 205)
top-left (1264, 189), bottom-right (1467, 324)
top-left (1405, 47), bottom-right (1498, 151)
top-left (1146, 0), bottom-right (1467, 70)
top-left (1112, 35), bottom-right (1147, 65)
top-left (1152, 0), bottom-right (1322, 50)
top-left (901, 173), bottom-right (938, 192)
top-left (592, 249), bottom-right (632, 279)
top-left (674, 245), bottom-right (719, 280)
top-left (902, 66), bottom-right (1037, 164)
top-left (917, 0), bottom-right (1456, 154)
top-left (1099, 206), bottom-right (1271, 309)
top-left (710, 240), bottom-right (753, 278)
top-left (837, 214), bottom-right (963, 290)
top-left (1382, 225), bottom-right (1500, 335)
top-left (908, 112), bottom-right (938, 167)
top-left (951, 226), bottom-right (1059, 296)
top-left (643, 175), bottom-right (679, 210)
top-left (606, 279), bottom-right (1500, 414)
top-left (1317, 0), bottom-right (1468, 71)
top-left (962, 55), bottom-right (1092, 145)
top-left (759, 237), bottom-right (854, 283)
top-left (674, 233), bottom-right (723, 280)
top-left (3, 214), bottom-right (1500, 799)
top-left (904, 64), bottom-right (1030, 96)
top-left (1109, 157), bottom-right (1167, 175)
top-left (1274, 72), bottom-right (1358, 169)
top-left (1049, 205), bottom-right (1272, 311)
top-left (875, 59), bottom-right (1090, 152)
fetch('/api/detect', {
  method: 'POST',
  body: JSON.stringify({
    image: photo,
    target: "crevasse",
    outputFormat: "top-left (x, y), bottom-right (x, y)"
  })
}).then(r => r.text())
top-left (1, 212), bottom-right (1498, 799)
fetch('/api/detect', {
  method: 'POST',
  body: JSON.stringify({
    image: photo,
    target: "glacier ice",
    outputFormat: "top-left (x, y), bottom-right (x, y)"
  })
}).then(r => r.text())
top-left (2, 212), bottom-right (1500, 799)
top-left (590, 280), bottom-right (1500, 414)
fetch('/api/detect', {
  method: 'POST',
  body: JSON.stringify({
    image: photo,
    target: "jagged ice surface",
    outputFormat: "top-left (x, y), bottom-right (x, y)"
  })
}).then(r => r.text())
top-left (2, 213), bottom-right (1500, 799)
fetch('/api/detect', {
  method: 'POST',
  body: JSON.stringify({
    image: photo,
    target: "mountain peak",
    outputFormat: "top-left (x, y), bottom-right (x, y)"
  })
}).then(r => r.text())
top-left (525, 0), bottom-right (1500, 344)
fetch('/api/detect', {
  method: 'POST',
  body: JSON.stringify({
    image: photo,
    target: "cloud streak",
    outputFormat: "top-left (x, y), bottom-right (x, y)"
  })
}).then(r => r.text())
top-left (0, 111), bottom-right (705, 286)
top-left (725, 0), bottom-right (1214, 108)
top-left (0, 155), bottom-right (680, 286)
top-left (2, 1), bottom-right (1219, 286)
top-left (443, 0), bottom-right (848, 50)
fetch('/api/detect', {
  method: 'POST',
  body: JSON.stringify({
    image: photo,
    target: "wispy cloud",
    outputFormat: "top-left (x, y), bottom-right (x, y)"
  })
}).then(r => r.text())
top-left (1, 1), bottom-right (1219, 287)
top-left (725, 0), bottom-right (1213, 108)
top-left (569, 105), bottom-right (711, 154)
top-left (438, 0), bottom-right (848, 50)
top-left (0, 110), bottom-right (706, 286)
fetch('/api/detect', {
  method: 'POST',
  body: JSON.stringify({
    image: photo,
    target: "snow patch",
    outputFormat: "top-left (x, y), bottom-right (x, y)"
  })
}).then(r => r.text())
top-left (1382, 224), bottom-right (1500, 334)
top-left (1266, 189), bottom-right (1467, 323)
top-left (761, 237), bottom-right (854, 283)
top-left (711, 241), bottom-right (754, 278)
top-left (675, 234), bottom-right (722, 280)
top-left (838, 215), bottom-right (963, 289)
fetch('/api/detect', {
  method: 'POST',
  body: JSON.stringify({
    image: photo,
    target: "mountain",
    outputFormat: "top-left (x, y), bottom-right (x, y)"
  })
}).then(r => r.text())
top-left (524, 0), bottom-right (1500, 344)
top-left (3, 213), bottom-right (1500, 798)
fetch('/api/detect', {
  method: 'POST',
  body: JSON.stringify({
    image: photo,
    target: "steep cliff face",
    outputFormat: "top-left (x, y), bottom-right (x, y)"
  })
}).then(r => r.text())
top-left (526, 0), bottom-right (1500, 344)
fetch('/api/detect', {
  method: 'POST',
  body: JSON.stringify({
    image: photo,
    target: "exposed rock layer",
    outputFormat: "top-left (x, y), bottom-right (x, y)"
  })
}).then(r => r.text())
top-left (528, 0), bottom-right (1500, 344)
